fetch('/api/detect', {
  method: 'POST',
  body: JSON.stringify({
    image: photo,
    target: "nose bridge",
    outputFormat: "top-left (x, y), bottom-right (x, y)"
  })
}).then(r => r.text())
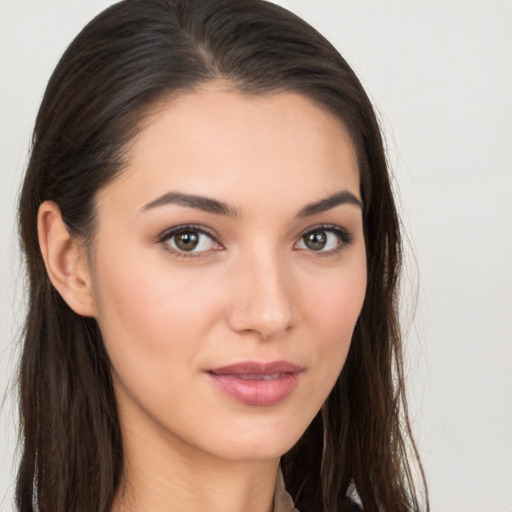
top-left (227, 241), bottom-right (294, 339)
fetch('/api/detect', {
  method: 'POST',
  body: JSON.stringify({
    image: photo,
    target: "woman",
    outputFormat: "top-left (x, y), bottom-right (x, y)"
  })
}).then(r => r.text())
top-left (16, 0), bottom-right (428, 511)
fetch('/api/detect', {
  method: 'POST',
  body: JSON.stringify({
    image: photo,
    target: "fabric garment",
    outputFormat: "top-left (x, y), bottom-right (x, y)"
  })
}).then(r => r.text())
top-left (273, 469), bottom-right (299, 512)
top-left (273, 469), bottom-right (364, 511)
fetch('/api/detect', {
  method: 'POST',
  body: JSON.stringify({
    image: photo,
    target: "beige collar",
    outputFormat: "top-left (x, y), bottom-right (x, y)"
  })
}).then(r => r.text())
top-left (273, 469), bottom-right (299, 512)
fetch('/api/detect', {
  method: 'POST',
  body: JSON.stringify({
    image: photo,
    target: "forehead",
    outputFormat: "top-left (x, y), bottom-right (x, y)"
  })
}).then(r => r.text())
top-left (98, 84), bottom-right (360, 213)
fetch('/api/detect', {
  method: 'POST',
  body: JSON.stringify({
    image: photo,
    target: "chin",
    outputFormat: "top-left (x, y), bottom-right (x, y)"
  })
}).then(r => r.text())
top-left (198, 417), bottom-right (310, 463)
top-left (210, 441), bottom-right (295, 463)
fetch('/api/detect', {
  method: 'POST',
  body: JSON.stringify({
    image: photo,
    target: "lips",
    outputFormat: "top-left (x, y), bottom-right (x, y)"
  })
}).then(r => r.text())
top-left (207, 361), bottom-right (303, 406)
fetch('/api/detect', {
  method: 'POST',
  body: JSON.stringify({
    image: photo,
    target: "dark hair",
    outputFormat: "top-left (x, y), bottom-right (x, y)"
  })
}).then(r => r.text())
top-left (17, 0), bottom-right (428, 510)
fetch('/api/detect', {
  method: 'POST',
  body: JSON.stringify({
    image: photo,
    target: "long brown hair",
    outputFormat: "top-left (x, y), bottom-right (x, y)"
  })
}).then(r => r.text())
top-left (17, 0), bottom-right (428, 510)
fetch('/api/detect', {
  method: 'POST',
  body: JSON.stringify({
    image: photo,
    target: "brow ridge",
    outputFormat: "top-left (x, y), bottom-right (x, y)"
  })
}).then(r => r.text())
top-left (142, 189), bottom-right (362, 218)
top-left (142, 191), bottom-right (238, 217)
top-left (296, 190), bottom-right (363, 218)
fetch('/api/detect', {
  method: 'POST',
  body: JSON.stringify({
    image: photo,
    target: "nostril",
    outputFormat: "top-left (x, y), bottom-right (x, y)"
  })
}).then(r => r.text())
top-left (227, 307), bottom-right (294, 340)
top-left (226, 257), bottom-right (295, 338)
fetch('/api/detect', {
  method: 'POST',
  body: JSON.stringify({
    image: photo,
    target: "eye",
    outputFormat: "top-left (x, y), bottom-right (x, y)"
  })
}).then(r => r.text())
top-left (158, 225), bottom-right (222, 255)
top-left (295, 226), bottom-right (353, 253)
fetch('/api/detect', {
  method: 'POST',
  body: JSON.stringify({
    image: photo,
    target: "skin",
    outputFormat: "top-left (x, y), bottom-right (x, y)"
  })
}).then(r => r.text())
top-left (39, 84), bottom-right (367, 512)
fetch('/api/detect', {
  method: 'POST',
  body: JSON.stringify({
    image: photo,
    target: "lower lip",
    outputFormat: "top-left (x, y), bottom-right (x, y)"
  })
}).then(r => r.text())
top-left (207, 372), bottom-right (301, 406)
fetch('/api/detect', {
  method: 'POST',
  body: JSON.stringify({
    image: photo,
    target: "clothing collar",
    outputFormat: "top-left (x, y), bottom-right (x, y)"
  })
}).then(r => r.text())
top-left (273, 469), bottom-right (299, 512)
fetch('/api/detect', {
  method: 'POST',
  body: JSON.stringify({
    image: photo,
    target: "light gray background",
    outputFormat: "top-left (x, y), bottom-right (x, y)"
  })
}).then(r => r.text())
top-left (1, 1), bottom-right (511, 510)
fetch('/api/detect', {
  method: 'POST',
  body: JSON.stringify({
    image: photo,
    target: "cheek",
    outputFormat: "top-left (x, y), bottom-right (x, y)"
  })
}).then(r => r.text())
top-left (90, 246), bottom-right (224, 371)
top-left (302, 258), bottom-right (366, 375)
top-left (307, 261), bottom-right (366, 334)
top-left (90, 254), bottom-right (228, 429)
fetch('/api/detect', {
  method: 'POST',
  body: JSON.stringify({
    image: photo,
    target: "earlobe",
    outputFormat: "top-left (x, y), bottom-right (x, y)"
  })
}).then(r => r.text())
top-left (37, 201), bottom-right (97, 317)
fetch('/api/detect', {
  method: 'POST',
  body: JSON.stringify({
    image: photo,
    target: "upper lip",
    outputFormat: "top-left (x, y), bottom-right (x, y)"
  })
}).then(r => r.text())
top-left (209, 360), bottom-right (303, 376)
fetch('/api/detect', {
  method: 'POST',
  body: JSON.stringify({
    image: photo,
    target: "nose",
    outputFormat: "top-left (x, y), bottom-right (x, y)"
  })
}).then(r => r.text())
top-left (226, 250), bottom-right (295, 340)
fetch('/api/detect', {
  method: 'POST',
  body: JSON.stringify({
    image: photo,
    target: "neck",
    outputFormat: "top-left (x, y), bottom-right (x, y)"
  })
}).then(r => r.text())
top-left (111, 412), bottom-right (280, 512)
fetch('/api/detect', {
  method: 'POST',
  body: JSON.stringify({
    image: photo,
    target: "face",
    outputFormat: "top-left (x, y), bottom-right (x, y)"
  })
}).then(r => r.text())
top-left (88, 85), bottom-right (367, 463)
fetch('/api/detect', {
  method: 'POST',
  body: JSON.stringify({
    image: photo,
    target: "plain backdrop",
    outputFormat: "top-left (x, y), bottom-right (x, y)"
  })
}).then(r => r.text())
top-left (1, 1), bottom-right (511, 510)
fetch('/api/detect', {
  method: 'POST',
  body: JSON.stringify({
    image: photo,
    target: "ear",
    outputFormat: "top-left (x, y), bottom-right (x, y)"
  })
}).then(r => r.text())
top-left (38, 201), bottom-right (97, 317)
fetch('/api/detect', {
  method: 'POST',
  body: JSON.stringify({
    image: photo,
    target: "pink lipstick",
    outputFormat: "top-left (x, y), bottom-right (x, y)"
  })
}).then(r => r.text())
top-left (207, 361), bottom-right (303, 406)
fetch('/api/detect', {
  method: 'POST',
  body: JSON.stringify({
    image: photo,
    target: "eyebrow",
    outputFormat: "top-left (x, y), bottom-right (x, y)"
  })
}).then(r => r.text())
top-left (296, 190), bottom-right (362, 217)
top-left (141, 189), bottom-right (362, 217)
top-left (142, 191), bottom-right (239, 217)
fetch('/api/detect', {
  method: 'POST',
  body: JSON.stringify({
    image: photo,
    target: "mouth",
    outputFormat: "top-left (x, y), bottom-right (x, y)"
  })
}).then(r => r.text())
top-left (207, 361), bottom-right (303, 406)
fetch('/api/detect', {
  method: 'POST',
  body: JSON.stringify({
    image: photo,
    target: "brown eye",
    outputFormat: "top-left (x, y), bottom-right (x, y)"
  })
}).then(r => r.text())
top-left (303, 230), bottom-right (328, 251)
top-left (163, 227), bottom-right (218, 254)
top-left (296, 226), bottom-right (352, 253)
top-left (174, 231), bottom-right (200, 251)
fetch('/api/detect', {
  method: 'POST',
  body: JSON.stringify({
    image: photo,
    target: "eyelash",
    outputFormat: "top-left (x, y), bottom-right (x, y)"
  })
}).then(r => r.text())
top-left (296, 224), bottom-right (354, 256)
top-left (157, 224), bottom-right (222, 259)
top-left (156, 223), bottom-right (354, 258)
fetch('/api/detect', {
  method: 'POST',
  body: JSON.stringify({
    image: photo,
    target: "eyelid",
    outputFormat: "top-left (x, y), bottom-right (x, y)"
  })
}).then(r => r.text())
top-left (155, 222), bottom-right (354, 258)
top-left (156, 224), bottom-right (224, 257)
top-left (295, 223), bottom-right (354, 253)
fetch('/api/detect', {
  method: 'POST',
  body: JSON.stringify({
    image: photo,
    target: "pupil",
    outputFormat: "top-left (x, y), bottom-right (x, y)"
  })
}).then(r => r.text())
top-left (305, 231), bottom-right (327, 250)
top-left (176, 231), bottom-right (199, 251)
